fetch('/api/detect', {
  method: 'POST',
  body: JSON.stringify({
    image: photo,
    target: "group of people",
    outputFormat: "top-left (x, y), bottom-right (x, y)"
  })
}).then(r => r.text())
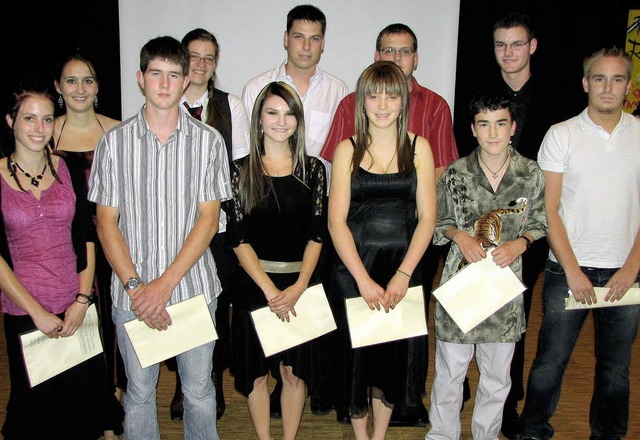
top-left (1, 5), bottom-right (639, 440)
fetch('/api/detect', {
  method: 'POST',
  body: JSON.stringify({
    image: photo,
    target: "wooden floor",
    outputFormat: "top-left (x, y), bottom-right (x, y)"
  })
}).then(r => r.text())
top-left (1, 271), bottom-right (640, 439)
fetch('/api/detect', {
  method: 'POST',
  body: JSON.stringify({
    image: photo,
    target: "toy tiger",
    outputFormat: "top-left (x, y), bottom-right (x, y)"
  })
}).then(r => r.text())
top-left (458, 197), bottom-right (528, 269)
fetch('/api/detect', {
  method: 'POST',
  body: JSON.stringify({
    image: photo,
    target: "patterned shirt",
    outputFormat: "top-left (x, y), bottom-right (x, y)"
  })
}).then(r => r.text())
top-left (88, 105), bottom-right (232, 309)
top-left (319, 76), bottom-right (459, 169)
top-left (434, 147), bottom-right (547, 343)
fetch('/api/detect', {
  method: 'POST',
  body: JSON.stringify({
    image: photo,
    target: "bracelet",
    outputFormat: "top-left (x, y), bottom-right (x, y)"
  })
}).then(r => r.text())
top-left (519, 235), bottom-right (533, 250)
top-left (395, 269), bottom-right (412, 280)
top-left (75, 293), bottom-right (95, 305)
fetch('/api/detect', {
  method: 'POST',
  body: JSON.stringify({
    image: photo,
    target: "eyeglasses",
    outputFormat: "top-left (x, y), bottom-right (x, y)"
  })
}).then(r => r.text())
top-left (380, 47), bottom-right (415, 57)
top-left (189, 53), bottom-right (217, 65)
top-left (494, 39), bottom-right (531, 51)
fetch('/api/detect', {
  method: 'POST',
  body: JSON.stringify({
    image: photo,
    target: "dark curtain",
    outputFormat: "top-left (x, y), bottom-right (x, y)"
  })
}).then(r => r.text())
top-left (453, 0), bottom-right (639, 156)
top-left (0, 0), bottom-right (121, 123)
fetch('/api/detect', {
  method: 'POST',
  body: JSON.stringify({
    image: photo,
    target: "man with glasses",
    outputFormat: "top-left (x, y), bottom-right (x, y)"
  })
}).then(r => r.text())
top-left (320, 23), bottom-right (459, 427)
top-left (241, 4), bottom-right (348, 420)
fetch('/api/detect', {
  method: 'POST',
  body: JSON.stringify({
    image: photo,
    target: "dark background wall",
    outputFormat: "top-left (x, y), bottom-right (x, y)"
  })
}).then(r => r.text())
top-left (453, 0), bottom-right (640, 156)
top-left (0, 0), bottom-right (121, 123)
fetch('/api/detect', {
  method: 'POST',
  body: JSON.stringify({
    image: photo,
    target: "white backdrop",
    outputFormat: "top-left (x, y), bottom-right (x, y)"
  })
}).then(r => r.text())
top-left (119, 0), bottom-right (460, 119)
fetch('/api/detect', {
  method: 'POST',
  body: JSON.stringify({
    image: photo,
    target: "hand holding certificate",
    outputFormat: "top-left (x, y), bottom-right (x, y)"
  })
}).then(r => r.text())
top-left (123, 294), bottom-right (218, 368)
top-left (345, 286), bottom-right (427, 348)
top-left (432, 250), bottom-right (526, 333)
top-left (21, 304), bottom-right (103, 387)
top-left (565, 287), bottom-right (640, 309)
top-left (250, 284), bottom-right (337, 357)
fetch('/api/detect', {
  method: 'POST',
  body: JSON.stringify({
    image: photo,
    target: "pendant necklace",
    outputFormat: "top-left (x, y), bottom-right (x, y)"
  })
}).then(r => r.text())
top-left (11, 156), bottom-right (47, 187)
top-left (479, 152), bottom-right (509, 180)
top-left (264, 158), bottom-right (291, 176)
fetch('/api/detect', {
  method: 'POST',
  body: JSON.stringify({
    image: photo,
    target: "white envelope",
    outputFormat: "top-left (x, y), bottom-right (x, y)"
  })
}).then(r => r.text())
top-left (21, 304), bottom-right (103, 387)
top-left (250, 284), bottom-right (337, 357)
top-left (565, 287), bottom-right (640, 309)
top-left (123, 294), bottom-right (218, 368)
top-left (344, 286), bottom-right (427, 349)
top-left (432, 250), bottom-right (526, 334)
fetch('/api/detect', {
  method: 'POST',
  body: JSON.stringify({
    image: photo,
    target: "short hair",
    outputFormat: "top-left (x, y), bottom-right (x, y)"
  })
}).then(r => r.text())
top-left (139, 36), bottom-right (189, 76)
top-left (469, 89), bottom-right (517, 121)
top-left (287, 4), bottom-right (326, 36)
top-left (375, 23), bottom-right (418, 52)
top-left (583, 47), bottom-right (632, 80)
top-left (493, 12), bottom-right (534, 41)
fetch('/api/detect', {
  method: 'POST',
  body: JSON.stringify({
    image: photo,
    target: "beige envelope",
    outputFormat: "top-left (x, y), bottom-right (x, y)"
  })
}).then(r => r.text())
top-left (565, 286), bottom-right (640, 309)
top-left (124, 294), bottom-right (218, 368)
top-left (21, 304), bottom-right (103, 387)
top-left (432, 250), bottom-right (526, 334)
top-left (250, 284), bottom-right (337, 357)
top-left (345, 286), bottom-right (427, 349)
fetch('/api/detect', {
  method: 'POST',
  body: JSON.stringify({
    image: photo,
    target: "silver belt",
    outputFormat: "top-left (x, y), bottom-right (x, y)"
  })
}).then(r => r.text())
top-left (258, 259), bottom-right (302, 273)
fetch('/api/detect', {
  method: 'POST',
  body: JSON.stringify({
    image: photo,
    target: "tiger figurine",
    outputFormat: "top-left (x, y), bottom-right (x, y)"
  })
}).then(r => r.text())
top-left (459, 197), bottom-right (528, 269)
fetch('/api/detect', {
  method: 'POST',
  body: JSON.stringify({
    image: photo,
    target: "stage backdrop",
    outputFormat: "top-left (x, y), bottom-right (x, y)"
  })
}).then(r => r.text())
top-left (119, 0), bottom-right (460, 119)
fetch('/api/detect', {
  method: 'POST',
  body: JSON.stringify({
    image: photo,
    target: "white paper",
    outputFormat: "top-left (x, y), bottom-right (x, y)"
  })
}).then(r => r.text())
top-left (20, 304), bottom-right (103, 387)
top-left (123, 294), bottom-right (218, 368)
top-left (432, 250), bottom-right (526, 333)
top-left (565, 287), bottom-right (640, 309)
top-left (250, 284), bottom-right (337, 357)
top-left (345, 286), bottom-right (427, 348)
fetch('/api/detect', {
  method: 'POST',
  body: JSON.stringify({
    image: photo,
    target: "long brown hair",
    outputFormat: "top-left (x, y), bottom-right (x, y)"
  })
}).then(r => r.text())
top-left (238, 81), bottom-right (307, 213)
top-left (352, 61), bottom-right (412, 176)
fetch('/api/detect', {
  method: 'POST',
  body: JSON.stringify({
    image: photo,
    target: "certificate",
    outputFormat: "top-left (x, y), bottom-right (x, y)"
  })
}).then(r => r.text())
top-left (250, 284), bottom-right (337, 357)
top-left (345, 286), bottom-right (427, 349)
top-left (432, 250), bottom-right (526, 334)
top-left (20, 304), bottom-right (103, 387)
top-left (123, 294), bottom-right (218, 368)
top-left (565, 287), bottom-right (640, 309)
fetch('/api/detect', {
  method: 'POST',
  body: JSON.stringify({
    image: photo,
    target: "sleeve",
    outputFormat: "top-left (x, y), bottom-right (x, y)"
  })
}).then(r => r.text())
top-left (202, 131), bottom-right (232, 203)
top-left (226, 158), bottom-right (249, 248)
top-left (87, 135), bottom-right (117, 207)
top-left (536, 124), bottom-right (567, 173)
top-left (319, 95), bottom-right (355, 162)
top-left (241, 81), bottom-right (258, 122)
top-left (430, 101), bottom-right (459, 169)
top-left (307, 157), bottom-right (327, 243)
top-left (228, 94), bottom-right (250, 160)
top-left (433, 168), bottom-right (457, 246)
top-left (522, 164), bottom-right (548, 241)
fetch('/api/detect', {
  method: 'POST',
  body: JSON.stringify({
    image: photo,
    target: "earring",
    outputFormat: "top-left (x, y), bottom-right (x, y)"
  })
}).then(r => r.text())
top-left (58, 95), bottom-right (64, 108)
top-left (94, 96), bottom-right (99, 108)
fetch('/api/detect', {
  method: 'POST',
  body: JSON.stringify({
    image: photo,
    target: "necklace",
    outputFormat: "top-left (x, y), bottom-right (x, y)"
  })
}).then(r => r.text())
top-left (479, 152), bottom-right (509, 180)
top-left (263, 158), bottom-right (291, 176)
top-left (11, 156), bottom-right (47, 187)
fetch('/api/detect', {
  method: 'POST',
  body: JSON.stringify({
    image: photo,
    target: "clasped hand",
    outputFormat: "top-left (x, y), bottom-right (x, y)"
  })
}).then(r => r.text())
top-left (130, 279), bottom-right (173, 330)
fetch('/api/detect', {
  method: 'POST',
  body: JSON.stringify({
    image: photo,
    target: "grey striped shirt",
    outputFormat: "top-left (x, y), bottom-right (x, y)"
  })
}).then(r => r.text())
top-left (88, 106), bottom-right (231, 310)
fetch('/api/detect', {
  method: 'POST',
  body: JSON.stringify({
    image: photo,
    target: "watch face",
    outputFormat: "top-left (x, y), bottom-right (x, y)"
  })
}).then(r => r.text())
top-left (125, 278), bottom-right (142, 290)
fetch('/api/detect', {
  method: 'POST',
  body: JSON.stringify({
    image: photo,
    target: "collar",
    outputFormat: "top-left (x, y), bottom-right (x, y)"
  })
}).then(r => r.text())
top-left (577, 108), bottom-right (629, 133)
top-left (181, 89), bottom-right (208, 108)
top-left (277, 59), bottom-right (323, 83)
top-left (135, 105), bottom-right (191, 139)
top-left (409, 76), bottom-right (423, 99)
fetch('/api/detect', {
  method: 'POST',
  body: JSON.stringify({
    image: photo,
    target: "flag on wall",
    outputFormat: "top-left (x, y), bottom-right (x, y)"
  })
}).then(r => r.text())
top-left (626, 10), bottom-right (640, 113)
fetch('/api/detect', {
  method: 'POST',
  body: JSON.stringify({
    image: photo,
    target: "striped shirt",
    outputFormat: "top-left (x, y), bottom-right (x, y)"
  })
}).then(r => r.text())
top-left (88, 105), bottom-right (231, 310)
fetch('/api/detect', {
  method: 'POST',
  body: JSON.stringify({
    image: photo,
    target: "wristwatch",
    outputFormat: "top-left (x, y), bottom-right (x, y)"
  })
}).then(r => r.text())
top-left (124, 276), bottom-right (144, 291)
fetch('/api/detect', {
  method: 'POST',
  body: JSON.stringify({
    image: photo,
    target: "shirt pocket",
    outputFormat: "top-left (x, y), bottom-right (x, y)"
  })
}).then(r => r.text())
top-left (307, 111), bottom-right (331, 143)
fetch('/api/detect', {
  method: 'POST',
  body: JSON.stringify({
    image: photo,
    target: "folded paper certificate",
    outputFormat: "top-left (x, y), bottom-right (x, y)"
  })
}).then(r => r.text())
top-left (432, 250), bottom-right (526, 333)
top-left (21, 304), bottom-right (103, 387)
top-left (565, 287), bottom-right (640, 309)
top-left (345, 286), bottom-right (427, 348)
top-left (250, 284), bottom-right (336, 357)
top-left (123, 294), bottom-right (218, 368)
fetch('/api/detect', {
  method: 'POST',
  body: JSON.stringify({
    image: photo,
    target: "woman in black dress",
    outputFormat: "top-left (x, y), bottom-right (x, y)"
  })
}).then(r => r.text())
top-left (327, 61), bottom-right (436, 440)
top-left (228, 81), bottom-right (326, 440)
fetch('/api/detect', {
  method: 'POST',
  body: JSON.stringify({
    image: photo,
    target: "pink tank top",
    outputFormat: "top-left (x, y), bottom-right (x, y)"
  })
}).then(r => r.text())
top-left (1, 160), bottom-right (79, 315)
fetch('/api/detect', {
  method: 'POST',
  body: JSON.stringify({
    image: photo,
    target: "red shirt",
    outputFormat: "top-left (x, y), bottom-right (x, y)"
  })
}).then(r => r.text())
top-left (320, 76), bottom-right (459, 168)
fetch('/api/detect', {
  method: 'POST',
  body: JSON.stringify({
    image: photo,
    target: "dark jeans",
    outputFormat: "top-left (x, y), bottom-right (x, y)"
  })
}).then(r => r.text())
top-left (520, 260), bottom-right (640, 440)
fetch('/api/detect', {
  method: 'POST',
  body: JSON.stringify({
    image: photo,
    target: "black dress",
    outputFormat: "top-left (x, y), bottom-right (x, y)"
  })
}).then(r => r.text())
top-left (329, 157), bottom-right (426, 418)
top-left (228, 156), bottom-right (326, 397)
